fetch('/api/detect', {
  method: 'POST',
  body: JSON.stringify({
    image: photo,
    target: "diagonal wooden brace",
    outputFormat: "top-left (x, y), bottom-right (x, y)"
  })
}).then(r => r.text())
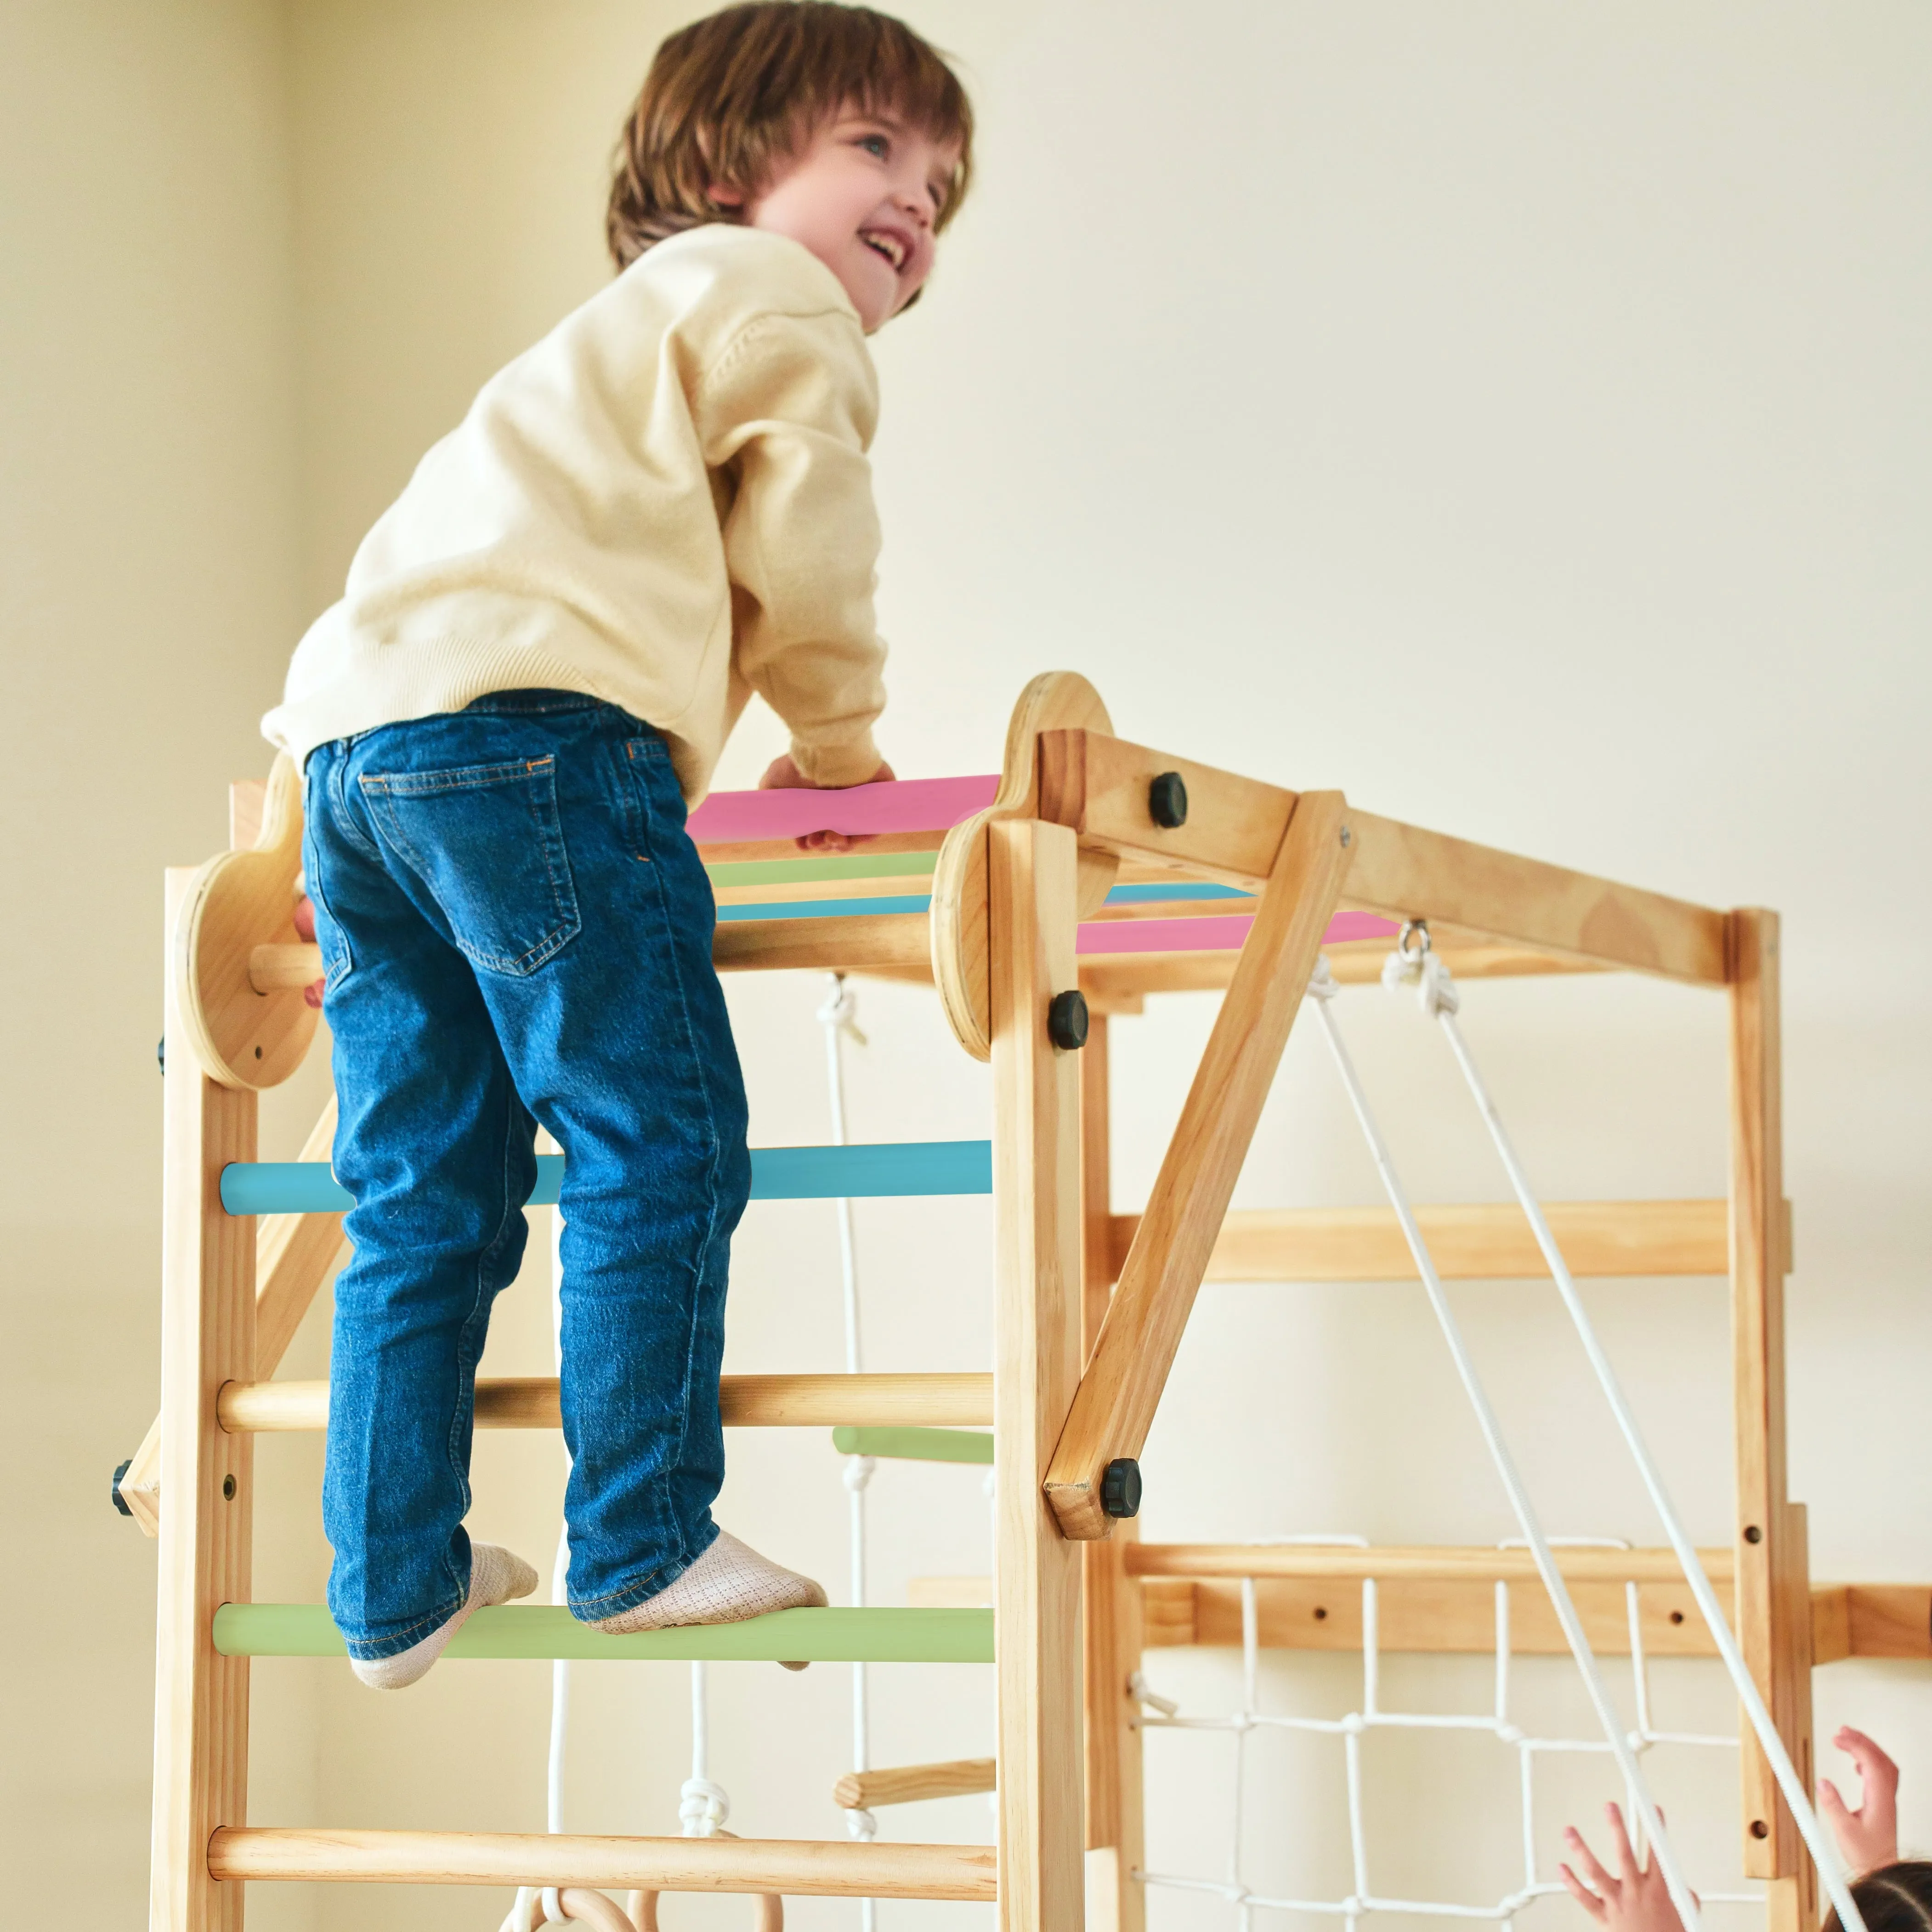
top-left (1042, 790), bottom-right (1353, 1539)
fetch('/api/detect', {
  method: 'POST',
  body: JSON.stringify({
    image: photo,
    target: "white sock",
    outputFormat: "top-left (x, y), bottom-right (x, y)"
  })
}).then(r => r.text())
top-left (591, 1528), bottom-right (826, 1637)
top-left (350, 1542), bottom-right (537, 1689)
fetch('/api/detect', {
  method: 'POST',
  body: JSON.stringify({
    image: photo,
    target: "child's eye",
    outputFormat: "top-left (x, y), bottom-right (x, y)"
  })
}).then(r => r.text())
top-left (857, 133), bottom-right (889, 159)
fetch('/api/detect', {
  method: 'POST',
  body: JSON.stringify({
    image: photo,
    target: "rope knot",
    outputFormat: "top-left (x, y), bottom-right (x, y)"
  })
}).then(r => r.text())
top-left (846, 1806), bottom-right (878, 1841)
top-left (679, 1776), bottom-right (731, 1836)
top-left (843, 1454), bottom-right (878, 1493)
top-left (1381, 921), bottom-right (1460, 1017)
top-left (816, 974), bottom-right (867, 1046)
top-left (1306, 955), bottom-right (1342, 1003)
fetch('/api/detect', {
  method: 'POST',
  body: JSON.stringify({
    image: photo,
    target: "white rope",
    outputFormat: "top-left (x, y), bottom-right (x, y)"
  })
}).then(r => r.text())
top-left (818, 975), bottom-right (878, 1926)
top-left (1305, 955), bottom-right (1704, 1932)
top-left (1385, 929), bottom-right (1866, 1932)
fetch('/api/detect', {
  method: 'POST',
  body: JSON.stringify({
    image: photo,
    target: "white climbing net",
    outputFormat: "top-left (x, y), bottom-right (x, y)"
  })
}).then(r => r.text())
top-left (1134, 940), bottom-right (1865, 1932)
top-left (1136, 1542), bottom-right (1754, 1926)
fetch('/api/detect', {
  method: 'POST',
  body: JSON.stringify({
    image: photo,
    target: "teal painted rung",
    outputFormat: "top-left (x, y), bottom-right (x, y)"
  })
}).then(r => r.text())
top-left (833, 1425), bottom-right (994, 1466)
top-left (219, 1140), bottom-right (994, 1216)
top-left (212, 1602), bottom-right (992, 1664)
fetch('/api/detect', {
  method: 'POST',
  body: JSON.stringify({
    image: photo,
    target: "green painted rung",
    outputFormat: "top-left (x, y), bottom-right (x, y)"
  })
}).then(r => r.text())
top-left (213, 1603), bottom-right (992, 1664)
top-left (833, 1425), bottom-right (994, 1466)
top-left (705, 850), bottom-right (940, 887)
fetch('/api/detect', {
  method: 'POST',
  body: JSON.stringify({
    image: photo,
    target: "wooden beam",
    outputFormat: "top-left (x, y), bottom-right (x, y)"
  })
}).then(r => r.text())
top-left (1078, 1014), bottom-right (1146, 1932)
top-left (988, 817), bottom-right (1086, 1932)
top-left (123, 1096), bottom-right (350, 1536)
top-left (1126, 1543), bottom-right (1734, 1584)
top-left (152, 869), bottom-right (255, 1932)
top-left (1033, 729), bottom-right (1725, 981)
top-left (1728, 908), bottom-right (1810, 1884)
top-left (1037, 729), bottom-right (1292, 887)
top-left (923, 1572), bottom-right (1932, 1660)
top-left (1344, 810), bottom-right (1728, 984)
top-left (217, 1371), bottom-right (994, 1433)
top-left (1045, 794), bottom-right (1353, 1539)
top-left (835, 1760), bottom-right (997, 1810)
top-left (1103, 1199), bottom-right (1747, 1287)
top-left (208, 1829), bottom-right (997, 1898)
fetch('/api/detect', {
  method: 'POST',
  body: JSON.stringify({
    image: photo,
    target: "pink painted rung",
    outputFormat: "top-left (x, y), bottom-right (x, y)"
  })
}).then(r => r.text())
top-left (1075, 910), bottom-right (1398, 957)
top-left (689, 774), bottom-right (997, 844)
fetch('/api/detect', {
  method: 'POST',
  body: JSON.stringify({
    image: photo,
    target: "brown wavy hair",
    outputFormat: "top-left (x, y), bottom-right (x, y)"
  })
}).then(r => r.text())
top-left (607, 2), bottom-right (974, 272)
top-left (1827, 1864), bottom-right (1932, 1932)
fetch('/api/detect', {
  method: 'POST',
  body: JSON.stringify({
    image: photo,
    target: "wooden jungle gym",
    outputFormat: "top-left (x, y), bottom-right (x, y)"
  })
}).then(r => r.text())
top-left (122, 672), bottom-right (1926, 1930)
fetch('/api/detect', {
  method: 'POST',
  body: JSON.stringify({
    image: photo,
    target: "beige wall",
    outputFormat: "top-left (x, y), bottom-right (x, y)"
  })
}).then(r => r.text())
top-left (7, 3), bottom-right (1930, 1927)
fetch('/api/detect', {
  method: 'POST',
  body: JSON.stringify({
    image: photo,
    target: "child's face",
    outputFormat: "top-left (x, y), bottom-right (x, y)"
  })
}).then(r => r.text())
top-left (726, 107), bottom-right (959, 332)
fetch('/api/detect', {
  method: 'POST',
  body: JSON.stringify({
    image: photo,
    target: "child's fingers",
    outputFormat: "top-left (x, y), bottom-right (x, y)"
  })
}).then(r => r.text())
top-left (1605, 1802), bottom-right (1641, 1880)
top-left (1558, 1863), bottom-right (1609, 1921)
top-left (1564, 1827), bottom-right (1617, 1896)
top-left (1839, 1728), bottom-right (1900, 1793)
top-left (1818, 1779), bottom-right (1849, 1824)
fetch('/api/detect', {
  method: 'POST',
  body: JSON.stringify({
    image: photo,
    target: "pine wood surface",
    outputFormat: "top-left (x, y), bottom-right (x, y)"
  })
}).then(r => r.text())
top-left (833, 1759), bottom-right (997, 1809)
top-left (218, 1371), bottom-right (994, 1432)
top-left (1044, 793), bottom-right (1352, 1539)
top-left (153, 868), bottom-right (256, 1932)
top-left (1103, 1198), bottom-right (1741, 1286)
top-left (207, 1829), bottom-right (997, 1898)
top-left (988, 817), bottom-right (1087, 1932)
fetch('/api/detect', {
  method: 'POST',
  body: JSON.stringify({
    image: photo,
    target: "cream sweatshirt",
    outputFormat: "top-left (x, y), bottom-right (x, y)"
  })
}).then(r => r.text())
top-left (263, 225), bottom-right (887, 801)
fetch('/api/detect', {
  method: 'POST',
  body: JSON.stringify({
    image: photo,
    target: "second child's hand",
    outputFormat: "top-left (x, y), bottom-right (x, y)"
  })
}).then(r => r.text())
top-left (1819, 1726), bottom-right (1900, 1875)
top-left (757, 754), bottom-right (895, 853)
top-left (1559, 1803), bottom-right (1692, 1932)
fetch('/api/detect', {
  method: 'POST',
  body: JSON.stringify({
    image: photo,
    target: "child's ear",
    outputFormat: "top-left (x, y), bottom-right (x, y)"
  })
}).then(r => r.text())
top-left (706, 182), bottom-right (747, 210)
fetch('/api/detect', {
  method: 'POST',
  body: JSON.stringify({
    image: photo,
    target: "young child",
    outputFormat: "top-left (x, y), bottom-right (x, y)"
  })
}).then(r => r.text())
top-left (1559, 1728), bottom-right (1906, 1932)
top-left (264, 1), bottom-right (972, 1688)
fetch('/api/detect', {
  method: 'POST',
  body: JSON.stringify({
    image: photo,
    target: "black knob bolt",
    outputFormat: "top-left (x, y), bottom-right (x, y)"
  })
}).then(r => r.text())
top-left (1148, 771), bottom-right (1188, 829)
top-left (111, 1457), bottom-right (134, 1518)
top-left (156, 1036), bottom-right (166, 1075)
top-left (1101, 1457), bottom-right (1142, 1519)
top-left (1047, 989), bottom-right (1089, 1052)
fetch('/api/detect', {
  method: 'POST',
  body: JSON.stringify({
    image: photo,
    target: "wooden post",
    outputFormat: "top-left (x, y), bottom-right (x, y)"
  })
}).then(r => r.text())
top-left (153, 868), bottom-right (258, 1930)
top-left (1728, 908), bottom-right (1813, 1915)
top-left (989, 818), bottom-right (1085, 1932)
top-left (1079, 1014), bottom-right (1147, 1932)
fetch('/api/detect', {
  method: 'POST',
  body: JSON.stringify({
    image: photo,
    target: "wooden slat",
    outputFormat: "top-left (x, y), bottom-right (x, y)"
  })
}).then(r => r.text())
top-left (988, 817), bottom-right (1086, 1932)
top-left (219, 1371), bottom-right (994, 1433)
top-left (1103, 1200), bottom-right (1739, 1286)
top-left (929, 1573), bottom-right (1932, 1660)
top-left (1126, 1543), bottom-right (1734, 1584)
top-left (835, 1759), bottom-right (997, 1810)
top-left (1728, 908), bottom-right (1808, 1883)
top-left (153, 868), bottom-right (255, 1932)
top-left (1078, 940), bottom-right (1600, 1002)
top-left (208, 1828), bottom-right (996, 1898)
top-left (1345, 809), bottom-right (1728, 984)
top-left (1045, 794), bottom-right (1353, 1539)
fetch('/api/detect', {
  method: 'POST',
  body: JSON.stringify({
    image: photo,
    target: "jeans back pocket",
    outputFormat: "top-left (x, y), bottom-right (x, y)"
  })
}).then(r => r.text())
top-left (361, 756), bottom-right (581, 976)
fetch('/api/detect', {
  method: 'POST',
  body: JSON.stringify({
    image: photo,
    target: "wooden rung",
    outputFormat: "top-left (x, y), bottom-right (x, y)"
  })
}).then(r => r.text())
top-left (1810, 1586), bottom-right (1932, 1663)
top-left (1126, 1542), bottom-right (1735, 1585)
top-left (207, 1828), bottom-right (996, 1898)
top-left (251, 908), bottom-right (932, 992)
top-left (834, 1758), bottom-right (997, 1810)
top-left (1105, 1199), bottom-right (1754, 1286)
top-left (218, 1371), bottom-right (993, 1433)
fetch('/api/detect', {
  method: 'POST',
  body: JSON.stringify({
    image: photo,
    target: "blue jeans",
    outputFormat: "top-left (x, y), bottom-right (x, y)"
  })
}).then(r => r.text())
top-left (302, 692), bottom-right (749, 1658)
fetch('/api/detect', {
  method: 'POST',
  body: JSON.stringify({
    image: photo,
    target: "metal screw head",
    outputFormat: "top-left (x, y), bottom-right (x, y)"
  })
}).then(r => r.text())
top-left (1148, 772), bottom-right (1189, 830)
top-left (1100, 1457), bottom-right (1143, 1519)
top-left (1340, 825), bottom-right (1353, 847)
top-left (1047, 989), bottom-right (1090, 1052)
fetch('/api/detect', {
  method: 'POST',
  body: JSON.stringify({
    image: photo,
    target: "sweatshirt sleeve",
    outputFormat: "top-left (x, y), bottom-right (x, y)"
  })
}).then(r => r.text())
top-left (695, 308), bottom-right (888, 787)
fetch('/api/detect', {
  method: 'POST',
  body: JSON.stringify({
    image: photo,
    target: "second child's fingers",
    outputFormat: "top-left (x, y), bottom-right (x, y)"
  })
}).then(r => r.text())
top-left (1838, 1728), bottom-right (1901, 1791)
top-left (1605, 1802), bottom-right (1641, 1880)
top-left (1558, 1864), bottom-right (1609, 1922)
top-left (1564, 1827), bottom-right (1617, 1897)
